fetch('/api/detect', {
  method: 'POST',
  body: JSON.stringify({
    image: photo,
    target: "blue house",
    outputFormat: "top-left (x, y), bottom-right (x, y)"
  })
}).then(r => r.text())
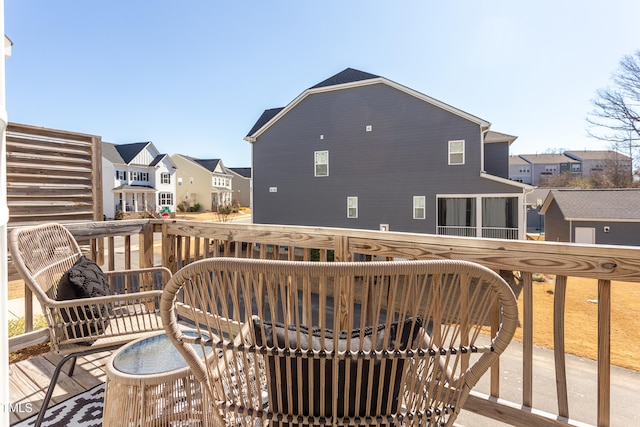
top-left (245, 68), bottom-right (529, 239)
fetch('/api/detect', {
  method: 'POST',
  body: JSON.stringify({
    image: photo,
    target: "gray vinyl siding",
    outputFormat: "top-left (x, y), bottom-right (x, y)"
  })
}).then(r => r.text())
top-left (572, 222), bottom-right (640, 246)
top-left (542, 201), bottom-right (569, 242)
top-left (253, 83), bottom-right (521, 233)
top-left (484, 142), bottom-right (509, 179)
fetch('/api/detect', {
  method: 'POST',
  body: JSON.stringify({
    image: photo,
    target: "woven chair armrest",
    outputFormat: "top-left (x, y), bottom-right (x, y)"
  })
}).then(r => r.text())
top-left (102, 266), bottom-right (172, 278)
top-left (46, 290), bottom-right (163, 309)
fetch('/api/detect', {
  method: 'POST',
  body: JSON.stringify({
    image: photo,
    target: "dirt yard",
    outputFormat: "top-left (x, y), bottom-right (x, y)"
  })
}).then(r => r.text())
top-left (513, 275), bottom-right (640, 371)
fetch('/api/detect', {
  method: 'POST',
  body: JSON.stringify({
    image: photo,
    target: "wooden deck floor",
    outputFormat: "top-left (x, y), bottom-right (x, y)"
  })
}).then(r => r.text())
top-left (8, 350), bottom-right (113, 425)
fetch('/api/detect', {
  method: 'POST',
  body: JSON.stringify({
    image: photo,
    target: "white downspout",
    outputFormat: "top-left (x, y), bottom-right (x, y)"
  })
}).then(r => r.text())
top-left (1, 4), bottom-right (11, 425)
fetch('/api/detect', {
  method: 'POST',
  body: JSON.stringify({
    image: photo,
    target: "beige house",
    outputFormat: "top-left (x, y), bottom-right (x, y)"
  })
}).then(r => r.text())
top-left (171, 154), bottom-right (233, 212)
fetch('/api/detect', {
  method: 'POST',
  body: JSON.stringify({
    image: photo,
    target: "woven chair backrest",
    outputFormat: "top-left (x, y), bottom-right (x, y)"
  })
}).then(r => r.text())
top-left (9, 223), bottom-right (83, 303)
top-left (161, 257), bottom-right (518, 427)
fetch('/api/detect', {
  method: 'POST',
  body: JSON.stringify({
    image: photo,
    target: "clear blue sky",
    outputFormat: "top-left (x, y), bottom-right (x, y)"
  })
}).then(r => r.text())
top-left (5, 1), bottom-right (640, 167)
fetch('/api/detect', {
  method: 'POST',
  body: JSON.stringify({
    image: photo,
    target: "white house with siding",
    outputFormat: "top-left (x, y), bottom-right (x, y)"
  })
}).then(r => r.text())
top-left (102, 141), bottom-right (177, 219)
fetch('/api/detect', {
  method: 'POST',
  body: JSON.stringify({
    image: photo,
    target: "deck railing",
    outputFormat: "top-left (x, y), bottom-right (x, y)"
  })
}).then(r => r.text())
top-left (8, 218), bottom-right (640, 427)
top-left (437, 225), bottom-right (519, 239)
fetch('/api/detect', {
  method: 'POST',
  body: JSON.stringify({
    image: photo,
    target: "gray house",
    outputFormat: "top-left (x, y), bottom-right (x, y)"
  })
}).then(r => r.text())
top-left (515, 153), bottom-right (581, 186)
top-left (540, 189), bottom-right (640, 245)
top-left (245, 68), bottom-right (529, 239)
top-left (227, 167), bottom-right (252, 208)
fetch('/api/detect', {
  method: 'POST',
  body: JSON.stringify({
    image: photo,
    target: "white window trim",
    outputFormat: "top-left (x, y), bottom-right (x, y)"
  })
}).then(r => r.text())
top-left (347, 196), bottom-right (358, 218)
top-left (314, 150), bottom-right (329, 177)
top-left (448, 140), bottom-right (465, 165)
top-left (413, 196), bottom-right (426, 219)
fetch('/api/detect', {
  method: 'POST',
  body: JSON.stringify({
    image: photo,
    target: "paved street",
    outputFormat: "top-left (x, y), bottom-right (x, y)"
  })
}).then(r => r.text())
top-left (456, 340), bottom-right (640, 426)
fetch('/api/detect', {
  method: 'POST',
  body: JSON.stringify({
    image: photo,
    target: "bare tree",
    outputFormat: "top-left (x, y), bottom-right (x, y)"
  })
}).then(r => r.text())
top-left (587, 51), bottom-right (640, 177)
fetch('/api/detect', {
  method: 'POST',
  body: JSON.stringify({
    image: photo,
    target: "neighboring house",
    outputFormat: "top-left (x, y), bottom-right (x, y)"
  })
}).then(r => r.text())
top-left (171, 154), bottom-right (233, 212)
top-left (564, 150), bottom-right (632, 179)
top-left (227, 167), bottom-right (252, 207)
top-left (509, 150), bottom-right (632, 185)
top-left (245, 68), bottom-right (530, 239)
top-left (102, 141), bottom-right (177, 219)
top-left (514, 153), bottom-right (581, 186)
top-left (509, 155), bottom-right (533, 184)
top-left (540, 189), bottom-right (640, 246)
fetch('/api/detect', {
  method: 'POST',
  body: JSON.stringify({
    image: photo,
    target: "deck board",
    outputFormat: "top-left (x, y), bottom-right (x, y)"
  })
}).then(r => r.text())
top-left (9, 350), bottom-right (112, 423)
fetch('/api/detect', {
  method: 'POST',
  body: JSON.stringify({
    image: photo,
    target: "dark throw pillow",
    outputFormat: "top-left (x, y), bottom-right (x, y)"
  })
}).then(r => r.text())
top-left (57, 256), bottom-right (112, 344)
top-left (253, 317), bottom-right (423, 425)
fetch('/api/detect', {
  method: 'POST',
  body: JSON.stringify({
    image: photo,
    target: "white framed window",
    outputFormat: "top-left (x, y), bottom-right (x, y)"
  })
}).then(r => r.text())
top-left (161, 172), bottom-right (170, 184)
top-left (314, 150), bottom-right (329, 177)
top-left (159, 192), bottom-right (173, 205)
top-left (448, 140), bottom-right (465, 165)
top-left (116, 170), bottom-right (127, 180)
top-left (130, 172), bottom-right (149, 182)
top-left (413, 196), bottom-right (426, 219)
top-left (347, 196), bottom-right (358, 218)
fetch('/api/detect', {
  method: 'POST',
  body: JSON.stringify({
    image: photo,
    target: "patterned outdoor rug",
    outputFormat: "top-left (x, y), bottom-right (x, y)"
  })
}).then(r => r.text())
top-left (12, 383), bottom-right (104, 427)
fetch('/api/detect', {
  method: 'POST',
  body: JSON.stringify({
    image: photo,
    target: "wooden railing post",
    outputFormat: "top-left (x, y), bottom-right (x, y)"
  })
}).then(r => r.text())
top-left (139, 222), bottom-right (154, 268)
top-left (598, 279), bottom-right (611, 427)
top-left (554, 275), bottom-right (569, 418)
top-left (522, 271), bottom-right (533, 408)
top-left (162, 222), bottom-right (177, 273)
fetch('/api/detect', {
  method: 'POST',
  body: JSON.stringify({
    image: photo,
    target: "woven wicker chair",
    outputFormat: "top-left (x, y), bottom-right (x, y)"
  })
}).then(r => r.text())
top-left (9, 222), bottom-right (172, 427)
top-left (161, 257), bottom-right (518, 427)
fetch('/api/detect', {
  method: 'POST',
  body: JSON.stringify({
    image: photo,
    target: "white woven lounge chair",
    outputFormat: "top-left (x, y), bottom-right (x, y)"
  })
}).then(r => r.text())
top-left (161, 257), bottom-right (518, 427)
top-left (9, 222), bottom-right (172, 427)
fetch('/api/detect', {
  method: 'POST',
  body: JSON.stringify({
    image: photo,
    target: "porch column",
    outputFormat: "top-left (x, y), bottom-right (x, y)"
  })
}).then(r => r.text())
top-left (1, 5), bottom-right (11, 424)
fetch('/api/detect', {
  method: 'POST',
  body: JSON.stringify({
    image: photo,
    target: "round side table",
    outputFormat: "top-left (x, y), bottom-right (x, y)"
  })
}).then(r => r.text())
top-left (102, 331), bottom-right (213, 426)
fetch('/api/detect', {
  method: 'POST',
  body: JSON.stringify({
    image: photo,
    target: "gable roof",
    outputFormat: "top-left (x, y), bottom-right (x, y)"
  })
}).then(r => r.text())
top-left (484, 130), bottom-right (517, 145)
top-left (540, 189), bottom-right (640, 221)
top-left (246, 108), bottom-right (284, 136)
top-left (309, 68), bottom-right (380, 89)
top-left (518, 153), bottom-right (578, 165)
top-left (102, 142), bottom-right (124, 164)
top-left (228, 167), bottom-right (252, 178)
top-left (103, 141), bottom-right (175, 168)
top-left (245, 67), bottom-right (491, 141)
top-left (564, 150), bottom-right (632, 161)
top-left (175, 154), bottom-right (231, 175)
top-left (509, 155), bottom-right (530, 166)
top-left (115, 142), bottom-right (150, 163)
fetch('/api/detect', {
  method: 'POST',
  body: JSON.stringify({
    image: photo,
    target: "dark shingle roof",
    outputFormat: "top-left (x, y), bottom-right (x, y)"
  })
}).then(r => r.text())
top-left (246, 108), bottom-right (284, 137)
top-left (544, 189), bottom-right (640, 220)
top-left (179, 155), bottom-right (226, 173)
top-left (115, 142), bottom-right (149, 164)
top-left (309, 68), bottom-right (380, 89)
top-left (150, 154), bottom-right (166, 167)
top-left (246, 69), bottom-right (379, 137)
top-left (228, 167), bottom-right (251, 178)
top-left (518, 153), bottom-right (578, 164)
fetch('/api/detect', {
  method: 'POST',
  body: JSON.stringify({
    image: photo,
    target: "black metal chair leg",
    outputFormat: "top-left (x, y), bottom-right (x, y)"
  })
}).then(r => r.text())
top-left (33, 353), bottom-right (77, 427)
top-left (66, 356), bottom-right (78, 377)
top-left (34, 345), bottom-right (121, 427)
